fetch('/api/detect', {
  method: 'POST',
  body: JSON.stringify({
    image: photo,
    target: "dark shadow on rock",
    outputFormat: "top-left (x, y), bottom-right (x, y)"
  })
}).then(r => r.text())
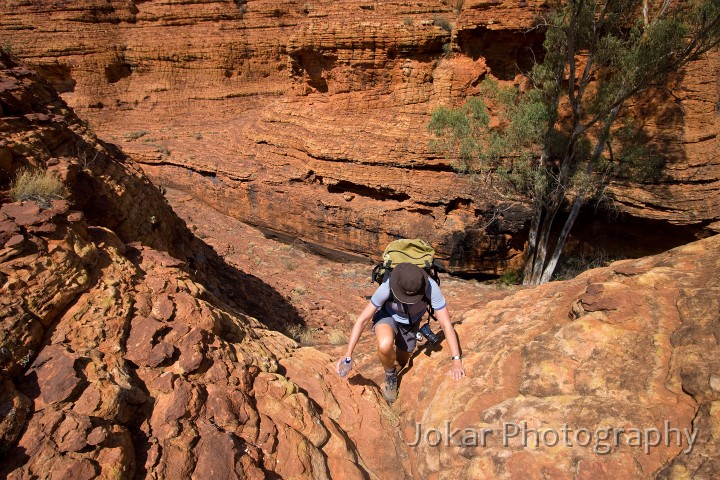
top-left (122, 362), bottom-right (154, 480)
top-left (191, 240), bottom-right (306, 331)
top-left (348, 374), bottom-right (380, 391)
top-left (0, 444), bottom-right (29, 476)
top-left (64, 134), bottom-right (306, 332)
top-left (456, 26), bottom-right (545, 80)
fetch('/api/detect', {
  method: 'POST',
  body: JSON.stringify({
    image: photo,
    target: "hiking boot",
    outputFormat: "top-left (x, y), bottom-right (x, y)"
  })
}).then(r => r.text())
top-left (383, 373), bottom-right (398, 403)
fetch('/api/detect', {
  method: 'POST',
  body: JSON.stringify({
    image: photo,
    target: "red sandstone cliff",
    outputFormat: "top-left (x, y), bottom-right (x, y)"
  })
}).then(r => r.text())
top-left (1, 0), bottom-right (716, 274)
top-left (0, 53), bottom-right (407, 479)
top-left (2, 53), bottom-right (720, 480)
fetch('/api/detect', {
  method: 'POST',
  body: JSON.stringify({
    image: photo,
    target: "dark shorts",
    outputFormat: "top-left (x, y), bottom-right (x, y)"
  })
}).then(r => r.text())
top-left (371, 310), bottom-right (420, 352)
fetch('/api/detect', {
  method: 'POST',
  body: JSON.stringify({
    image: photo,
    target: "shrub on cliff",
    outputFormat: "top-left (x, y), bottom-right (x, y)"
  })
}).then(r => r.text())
top-left (428, 0), bottom-right (720, 285)
top-left (433, 16), bottom-right (452, 32)
top-left (10, 168), bottom-right (67, 209)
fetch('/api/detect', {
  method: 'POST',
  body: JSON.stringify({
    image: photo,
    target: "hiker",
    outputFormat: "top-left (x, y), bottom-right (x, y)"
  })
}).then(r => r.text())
top-left (336, 262), bottom-right (465, 402)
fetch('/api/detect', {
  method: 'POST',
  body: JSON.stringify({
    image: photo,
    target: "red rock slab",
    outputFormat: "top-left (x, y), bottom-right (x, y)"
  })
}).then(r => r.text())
top-left (32, 345), bottom-right (83, 407)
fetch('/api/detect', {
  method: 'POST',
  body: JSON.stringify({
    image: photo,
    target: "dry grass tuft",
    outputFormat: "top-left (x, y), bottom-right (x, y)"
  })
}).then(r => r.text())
top-left (286, 324), bottom-right (318, 345)
top-left (10, 168), bottom-right (67, 209)
top-left (328, 328), bottom-right (348, 345)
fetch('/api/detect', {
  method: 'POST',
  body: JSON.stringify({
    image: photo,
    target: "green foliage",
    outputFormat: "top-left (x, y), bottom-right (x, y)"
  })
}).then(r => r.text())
top-left (128, 130), bottom-right (149, 140)
top-left (431, 0), bottom-right (720, 197)
top-left (428, 78), bottom-right (550, 183)
top-left (608, 121), bottom-right (664, 182)
top-left (427, 97), bottom-right (487, 172)
top-left (428, 0), bottom-right (720, 284)
top-left (498, 268), bottom-right (523, 286)
top-left (496, 158), bottom-right (549, 199)
top-left (433, 16), bottom-right (452, 32)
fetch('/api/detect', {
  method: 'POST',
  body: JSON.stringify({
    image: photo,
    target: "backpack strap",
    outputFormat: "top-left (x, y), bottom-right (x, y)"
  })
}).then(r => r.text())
top-left (388, 289), bottom-right (433, 325)
top-left (378, 264), bottom-right (439, 323)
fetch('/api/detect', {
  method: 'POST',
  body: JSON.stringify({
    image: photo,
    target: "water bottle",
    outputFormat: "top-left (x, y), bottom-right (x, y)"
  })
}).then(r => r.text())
top-left (338, 357), bottom-right (352, 377)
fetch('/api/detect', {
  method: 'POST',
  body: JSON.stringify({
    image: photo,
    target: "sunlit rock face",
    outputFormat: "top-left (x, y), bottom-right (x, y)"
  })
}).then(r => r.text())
top-left (396, 234), bottom-right (720, 479)
top-left (0, 0), bottom-right (717, 273)
top-left (0, 54), bottom-right (406, 480)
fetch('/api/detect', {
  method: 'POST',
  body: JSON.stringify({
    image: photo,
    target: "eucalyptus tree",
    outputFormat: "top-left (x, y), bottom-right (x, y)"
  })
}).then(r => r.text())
top-left (428, 0), bottom-right (720, 284)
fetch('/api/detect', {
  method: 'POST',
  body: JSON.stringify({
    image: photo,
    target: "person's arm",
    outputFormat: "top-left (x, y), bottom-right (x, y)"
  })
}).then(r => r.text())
top-left (436, 306), bottom-right (465, 381)
top-left (336, 302), bottom-right (377, 374)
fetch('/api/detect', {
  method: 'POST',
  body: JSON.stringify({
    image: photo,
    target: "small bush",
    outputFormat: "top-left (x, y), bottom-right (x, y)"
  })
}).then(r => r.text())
top-left (289, 285), bottom-right (306, 304)
top-left (328, 329), bottom-right (348, 345)
top-left (404, 17), bottom-right (413, 26)
top-left (453, 0), bottom-right (464, 14)
top-left (498, 268), bottom-right (523, 286)
top-left (442, 42), bottom-right (453, 55)
top-left (127, 130), bottom-right (148, 140)
top-left (433, 16), bottom-right (452, 32)
top-left (281, 256), bottom-right (297, 271)
top-left (10, 168), bottom-right (67, 209)
top-left (286, 324), bottom-right (317, 345)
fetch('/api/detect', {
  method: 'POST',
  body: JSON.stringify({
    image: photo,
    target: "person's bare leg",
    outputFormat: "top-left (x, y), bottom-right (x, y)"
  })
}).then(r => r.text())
top-left (375, 324), bottom-right (397, 370)
top-left (375, 323), bottom-right (400, 402)
top-left (396, 349), bottom-right (412, 369)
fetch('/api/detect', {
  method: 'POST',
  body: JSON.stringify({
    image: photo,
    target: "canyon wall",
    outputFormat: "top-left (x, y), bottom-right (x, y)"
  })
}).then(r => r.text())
top-left (0, 0), bottom-right (718, 273)
top-left (0, 53), bottom-right (407, 479)
top-left (3, 54), bottom-right (720, 479)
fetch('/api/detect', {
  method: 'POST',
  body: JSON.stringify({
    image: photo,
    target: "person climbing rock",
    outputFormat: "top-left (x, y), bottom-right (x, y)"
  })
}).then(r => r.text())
top-left (336, 262), bottom-right (465, 402)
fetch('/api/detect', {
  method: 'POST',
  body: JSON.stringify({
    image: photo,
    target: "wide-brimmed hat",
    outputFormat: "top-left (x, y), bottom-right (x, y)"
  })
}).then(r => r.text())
top-left (390, 263), bottom-right (427, 304)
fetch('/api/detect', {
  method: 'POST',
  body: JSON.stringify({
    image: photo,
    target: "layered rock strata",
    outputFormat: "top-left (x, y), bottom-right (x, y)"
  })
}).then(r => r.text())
top-left (1, 0), bottom-right (717, 273)
top-left (0, 54), bottom-right (406, 479)
top-left (3, 54), bottom-right (720, 480)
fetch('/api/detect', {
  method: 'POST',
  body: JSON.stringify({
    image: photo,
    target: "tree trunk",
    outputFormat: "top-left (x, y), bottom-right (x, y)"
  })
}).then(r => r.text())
top-left (529, 194), bottom-right (563, 284)
top-left (522, 199), bottom-right (543, 284)
top-left (539, 193), bottom-right (585, 284)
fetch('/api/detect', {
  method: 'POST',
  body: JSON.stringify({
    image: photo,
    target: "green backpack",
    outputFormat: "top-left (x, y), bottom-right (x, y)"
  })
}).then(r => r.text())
top-left (371, 239), bottom-right (442, 344)
top-left (371, 238), bottom-right (441, 286)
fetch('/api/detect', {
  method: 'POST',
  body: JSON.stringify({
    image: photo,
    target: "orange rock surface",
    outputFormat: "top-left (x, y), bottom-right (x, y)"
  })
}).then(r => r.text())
top-left (2, 54), bottom-right (720, 479)
top-left (395, 235), bottom-right (720, 479)
top-left (0, 53), bottom-right (405, 479)
top-left (1, 0), bottom-right (717, 273)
